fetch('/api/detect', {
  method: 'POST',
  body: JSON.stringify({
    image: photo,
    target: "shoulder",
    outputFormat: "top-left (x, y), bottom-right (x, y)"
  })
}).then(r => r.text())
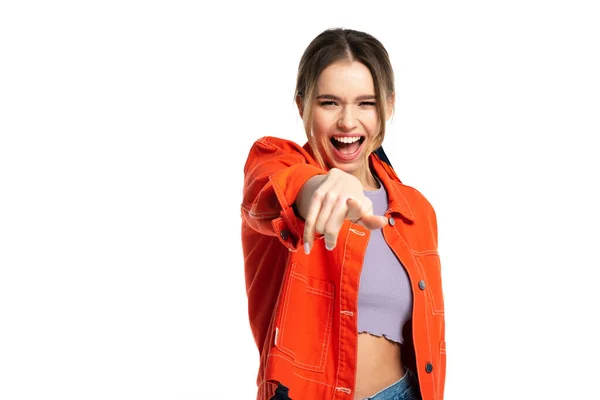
top-left (245, 136), bottom-right (316, 169)
top-left (397, 183), bottom-right (436, 216)
top-left (251, 136), bottom-right (307, 153)
top-left (396, 182), bottom-right (439, 244)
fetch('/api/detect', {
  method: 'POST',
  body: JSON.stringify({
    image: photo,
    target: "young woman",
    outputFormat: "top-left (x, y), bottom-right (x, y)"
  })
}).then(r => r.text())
top-left (241, 28), bottom-right (446, 400)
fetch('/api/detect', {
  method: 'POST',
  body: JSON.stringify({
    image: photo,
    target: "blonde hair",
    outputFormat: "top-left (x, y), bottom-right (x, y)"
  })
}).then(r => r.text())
top-left (295, 28), bottom-right (395, 169)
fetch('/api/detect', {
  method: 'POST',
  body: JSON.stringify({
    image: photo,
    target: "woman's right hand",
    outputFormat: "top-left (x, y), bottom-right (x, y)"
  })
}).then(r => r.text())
top-left (295, 168), bottom-right (388, 254)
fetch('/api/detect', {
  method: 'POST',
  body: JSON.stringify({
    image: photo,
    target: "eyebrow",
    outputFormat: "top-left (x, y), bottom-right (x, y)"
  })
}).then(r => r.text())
top-left (316, 94), bottom-right (376, 101)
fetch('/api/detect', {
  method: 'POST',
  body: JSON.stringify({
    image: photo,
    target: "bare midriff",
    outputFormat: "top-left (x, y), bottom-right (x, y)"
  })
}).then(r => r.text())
top-left (353, 332), bottom-right (405, 400)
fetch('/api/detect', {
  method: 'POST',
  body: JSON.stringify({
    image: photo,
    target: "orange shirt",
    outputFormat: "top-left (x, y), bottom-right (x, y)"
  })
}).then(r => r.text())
top-left (241, 136), bottom-right (446, 400)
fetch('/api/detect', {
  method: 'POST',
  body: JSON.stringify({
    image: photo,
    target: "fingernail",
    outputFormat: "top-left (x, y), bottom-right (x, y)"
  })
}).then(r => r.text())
top-left (325, 242), bottom-right (335, 251)
top-left (304, 242), bottom-right (311, 254)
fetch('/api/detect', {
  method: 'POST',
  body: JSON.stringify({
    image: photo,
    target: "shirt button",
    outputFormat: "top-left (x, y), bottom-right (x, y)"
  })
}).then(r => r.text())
top-left (388, 216), bottom-right (395, 226)
top-left (425, 363), bottom-right (433, 373)
top-left (280, 230), bottom-right (289, 240)
top-left (418, 280), bottom-right (426, 290)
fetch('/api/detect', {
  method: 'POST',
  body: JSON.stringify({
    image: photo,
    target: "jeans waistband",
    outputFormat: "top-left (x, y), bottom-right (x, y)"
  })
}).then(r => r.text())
top-left (362, 368), bottom-right (420, 400)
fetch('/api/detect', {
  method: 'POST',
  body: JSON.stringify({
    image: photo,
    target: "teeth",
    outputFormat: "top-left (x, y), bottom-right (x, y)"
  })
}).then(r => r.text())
top-left (333, 136), bottom-right (361, 144)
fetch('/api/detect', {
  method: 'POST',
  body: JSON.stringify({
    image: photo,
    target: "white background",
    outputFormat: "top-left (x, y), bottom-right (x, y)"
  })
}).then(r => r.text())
top-left (1, 1), bottom-right (599, 399)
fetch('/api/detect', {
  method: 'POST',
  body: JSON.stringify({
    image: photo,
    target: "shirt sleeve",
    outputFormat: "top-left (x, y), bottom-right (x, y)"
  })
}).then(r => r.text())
top-left (241, 136), bottom-right (325, 250)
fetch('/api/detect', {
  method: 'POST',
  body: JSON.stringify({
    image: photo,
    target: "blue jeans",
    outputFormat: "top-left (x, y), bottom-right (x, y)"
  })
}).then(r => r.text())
top-left (361, 369), bottom-right (421, 400)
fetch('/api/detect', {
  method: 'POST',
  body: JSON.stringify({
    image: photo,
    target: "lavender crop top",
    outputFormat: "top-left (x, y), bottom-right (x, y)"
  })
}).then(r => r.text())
top-left (357, 178), bottom-right (413, 344)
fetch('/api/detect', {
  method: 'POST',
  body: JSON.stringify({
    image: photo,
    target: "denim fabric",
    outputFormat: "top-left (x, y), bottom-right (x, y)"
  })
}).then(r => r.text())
top-left (361, 369), bottom-right (421, 400)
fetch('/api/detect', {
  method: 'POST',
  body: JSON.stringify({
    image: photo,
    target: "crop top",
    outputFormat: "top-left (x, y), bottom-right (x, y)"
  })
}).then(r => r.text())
top-left (357, 178), bottom-right (413, 344)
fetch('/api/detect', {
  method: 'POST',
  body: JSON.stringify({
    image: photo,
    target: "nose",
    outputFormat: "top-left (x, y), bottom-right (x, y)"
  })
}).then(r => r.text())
top-left (337, 107), bottom-right (358, 131)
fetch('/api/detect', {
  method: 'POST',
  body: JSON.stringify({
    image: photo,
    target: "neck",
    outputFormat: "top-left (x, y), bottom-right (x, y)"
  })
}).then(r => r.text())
top-left (356, 167), bottom-right (379, 191)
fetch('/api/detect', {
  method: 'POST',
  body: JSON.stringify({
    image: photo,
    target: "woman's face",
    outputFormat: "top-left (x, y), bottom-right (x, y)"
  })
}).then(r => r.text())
top-left (307, 60), bottom-right (391, 178)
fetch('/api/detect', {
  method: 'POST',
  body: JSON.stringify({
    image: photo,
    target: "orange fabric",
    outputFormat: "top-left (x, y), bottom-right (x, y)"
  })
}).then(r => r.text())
top-left (241, 136), bottom-right (446, 400)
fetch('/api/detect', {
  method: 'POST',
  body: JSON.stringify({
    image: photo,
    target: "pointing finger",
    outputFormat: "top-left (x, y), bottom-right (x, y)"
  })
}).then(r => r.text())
top-left (346, 197), bottom-right (387, 230)
top-left (358, 214), bottom-right (388, 230)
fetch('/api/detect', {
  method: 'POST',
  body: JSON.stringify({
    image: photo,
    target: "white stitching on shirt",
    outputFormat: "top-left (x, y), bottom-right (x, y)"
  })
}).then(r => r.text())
top-left (349, 228), bottom-right (365, 236)
top-left (390, 227), bottom-right (437, 399)
top-left (335, 387), bottom-right (352, 394)
top-left (334, 226), bottom-right (354, 393)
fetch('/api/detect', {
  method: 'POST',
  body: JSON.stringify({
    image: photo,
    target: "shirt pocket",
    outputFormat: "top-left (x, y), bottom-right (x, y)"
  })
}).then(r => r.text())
top-left (413, 251), bottom-right (445, 316)
top-left (274, 262), bottom-right (334, 372)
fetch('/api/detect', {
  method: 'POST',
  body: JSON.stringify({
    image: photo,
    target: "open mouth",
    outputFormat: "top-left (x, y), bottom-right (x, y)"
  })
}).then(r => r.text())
top-left (330, 135), bottom-right (365, 155)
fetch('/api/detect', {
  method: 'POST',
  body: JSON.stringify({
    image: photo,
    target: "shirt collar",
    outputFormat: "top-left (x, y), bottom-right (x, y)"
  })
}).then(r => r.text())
top-left (370, 153), bottom-right (415, 222)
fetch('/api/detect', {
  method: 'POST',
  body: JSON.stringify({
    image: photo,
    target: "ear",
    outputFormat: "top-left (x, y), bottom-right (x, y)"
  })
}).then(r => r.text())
top-left (385, 92), bottom-right (395, 120)
top-left (295, 95), bottom-right (304, 119)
